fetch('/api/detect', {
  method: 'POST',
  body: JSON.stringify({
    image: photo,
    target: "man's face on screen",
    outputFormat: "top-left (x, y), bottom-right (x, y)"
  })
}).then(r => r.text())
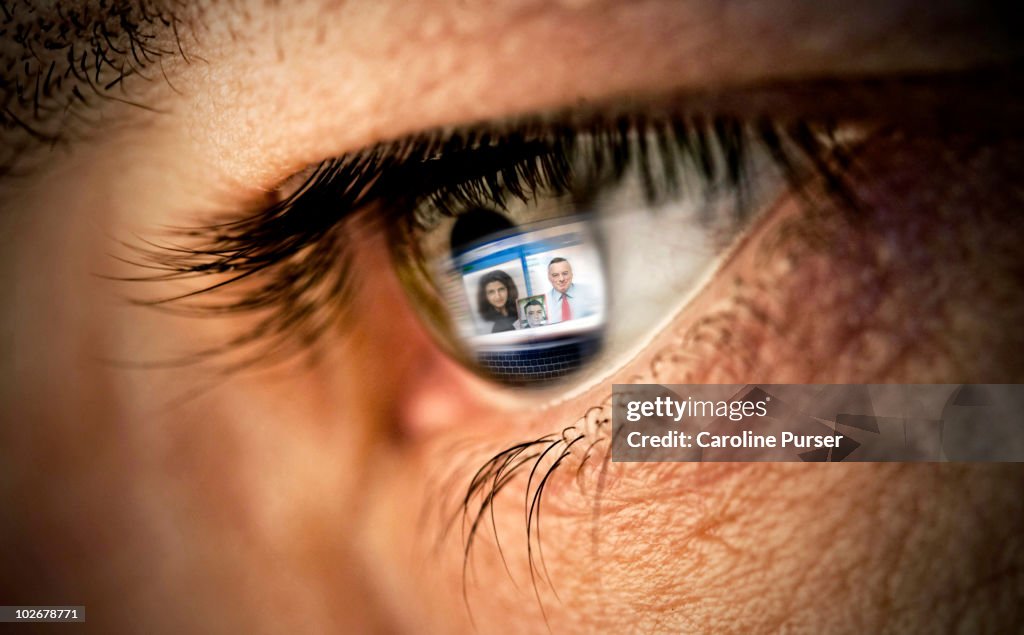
top-left (485, 281), bottom-right (507, 310)
top-left (526, 304), bottom-right (545, 326)
top-left (548, 261), bottom-right (573, 293)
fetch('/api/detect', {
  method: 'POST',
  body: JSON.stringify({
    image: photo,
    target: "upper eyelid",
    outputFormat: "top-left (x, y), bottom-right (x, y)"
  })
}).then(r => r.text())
top-left (265, 63), bottom-right (1023, 201)
top-left (123, 66), bottom-right (1013, 301)
top-left (126, 62), bottom-right (1019, 275)
top-left (266, 65), bottom-right (1018, 222)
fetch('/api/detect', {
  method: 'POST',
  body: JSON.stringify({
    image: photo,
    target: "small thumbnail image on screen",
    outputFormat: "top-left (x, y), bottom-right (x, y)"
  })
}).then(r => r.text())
top-left (517, 295), bottom-right (548, 329)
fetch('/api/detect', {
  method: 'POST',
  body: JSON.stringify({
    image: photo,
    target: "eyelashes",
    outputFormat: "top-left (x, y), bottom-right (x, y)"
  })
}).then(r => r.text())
top-left (118, 111), bottom-right (853, 373)
top-left (457, 406), bottom-right (611, 616)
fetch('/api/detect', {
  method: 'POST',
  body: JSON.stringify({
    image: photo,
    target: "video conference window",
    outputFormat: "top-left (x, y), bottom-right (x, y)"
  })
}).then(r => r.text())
top-left (439, 217), bottom-right (607, 384)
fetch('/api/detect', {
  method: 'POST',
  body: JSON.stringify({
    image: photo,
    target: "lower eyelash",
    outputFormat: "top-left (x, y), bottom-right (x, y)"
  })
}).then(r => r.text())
top-left (457, 422), bottom-right (599, 614)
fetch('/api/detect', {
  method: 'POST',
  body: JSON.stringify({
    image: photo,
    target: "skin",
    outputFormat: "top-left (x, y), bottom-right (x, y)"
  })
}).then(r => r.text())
top-left (1, 0), bottom-right (1023, 633)
top-left (549, 261), bottom-right (574, 295)
top-left (485, 281), bottom-right (509, 314)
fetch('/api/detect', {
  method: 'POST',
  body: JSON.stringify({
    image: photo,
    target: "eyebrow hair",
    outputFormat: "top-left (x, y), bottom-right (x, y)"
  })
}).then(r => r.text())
top-left (0, 0), bottom-right (201, 177)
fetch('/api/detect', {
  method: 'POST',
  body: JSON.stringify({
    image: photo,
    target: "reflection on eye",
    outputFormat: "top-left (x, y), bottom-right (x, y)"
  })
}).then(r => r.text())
top-left (436, 214), bottom-right (608, 385)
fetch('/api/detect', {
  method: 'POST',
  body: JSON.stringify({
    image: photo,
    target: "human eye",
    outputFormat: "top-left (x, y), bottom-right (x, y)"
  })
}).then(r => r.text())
top-left (138, 106), bottom-right (811, 389)
top-left (124, 72), bottom-right (1016, 395)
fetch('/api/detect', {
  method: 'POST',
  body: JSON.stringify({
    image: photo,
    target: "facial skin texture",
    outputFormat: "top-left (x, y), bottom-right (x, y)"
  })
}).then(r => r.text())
top-left (486, 282), bottom-right (509, 313)
top-left (2, 1), bottom-right (1023, 633)
top-left (549, 260), bottom-right (574, 295)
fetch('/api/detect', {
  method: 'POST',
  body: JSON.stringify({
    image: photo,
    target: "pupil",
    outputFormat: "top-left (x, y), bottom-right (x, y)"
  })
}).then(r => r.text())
top-left (449, 207), bottom-right (516, 256)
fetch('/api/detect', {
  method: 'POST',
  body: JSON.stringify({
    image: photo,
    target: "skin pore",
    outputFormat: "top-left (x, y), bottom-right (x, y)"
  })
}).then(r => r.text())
top-left (2, 1), bottom-right (1023, 633)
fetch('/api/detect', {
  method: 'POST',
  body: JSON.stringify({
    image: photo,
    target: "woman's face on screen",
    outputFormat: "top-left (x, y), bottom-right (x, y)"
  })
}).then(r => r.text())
top-left (485, 281), bottom-right (509, 311)
top-left (1, 1), bottom-right (1022, 632)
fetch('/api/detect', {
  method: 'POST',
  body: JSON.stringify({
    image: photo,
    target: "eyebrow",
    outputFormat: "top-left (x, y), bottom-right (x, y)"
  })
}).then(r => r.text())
top-left (0, 0), bottom-right (201, 176)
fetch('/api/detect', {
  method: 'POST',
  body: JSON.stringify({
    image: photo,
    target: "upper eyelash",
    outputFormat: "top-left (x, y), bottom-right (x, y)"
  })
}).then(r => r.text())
top-left (416, 115), bottom-right (753, 223)
top-left (117, 112), bottom-right (851, 373)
